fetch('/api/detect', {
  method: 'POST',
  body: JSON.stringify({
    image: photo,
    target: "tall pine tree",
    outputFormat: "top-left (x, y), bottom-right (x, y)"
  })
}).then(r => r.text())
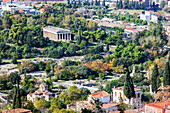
top-left (15, 84), bottom-right (21, 108)
top-left (12, 84), bottom-right (21, 108)
top-left (102, 0), bottom-right (105, 6)
top-left (78, 0), bottom-right (81, 7)
top-left (163, 62), bottom-right (170, 86)
top-left (12, 87), bottom-right (17, 109)
top-left (123, 72), bottom-right (135, 104)
top-left (151, 64), bottom-right (160, 93)
top-left (95, 0), bottom-right (97, 5)
top-left (168, 52), bottom-right (170, 62)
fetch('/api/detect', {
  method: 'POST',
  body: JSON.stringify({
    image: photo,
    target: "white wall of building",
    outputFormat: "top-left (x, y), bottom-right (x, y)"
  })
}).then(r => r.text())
top-left (88, 95), bottom-right (110, 104)
top-left (151, 15), bottom-right (158, 23)
top-left (112, 89), bottom-right (141, 106)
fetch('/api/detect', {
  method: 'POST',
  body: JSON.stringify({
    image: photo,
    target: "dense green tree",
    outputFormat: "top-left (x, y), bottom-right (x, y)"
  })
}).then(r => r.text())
top-left (67, 44), bottom-right (79, 56)
top-left (160, 0), bottom-right (165, 8)
top-left (151, 64), bottom-right (160, 93)
top-left (102, 0), bottom-right (105, 6)
top-left (123, 72), bottom-right (135, 104)
top-left (9, 71), bottom-right (21, 84)
top-left (163, 62), bottom-right (170, 86)
top-left (118, 97), bottom-right (127, 113)
top-left (105, 80), bottom-right (123, 94)
top-left (82, 108), bottom-right (93, 113)
top-left (11, 56), bottom-right (18, 64)
top-left (106, 44), bottom-right (109, 51)
top-left (49, 97), bottom-right (66, 110)
top-left (3, 16), bottom-right (12, 29)
top-left (99, 73), bottom-right (105, 79)
top-left (142, 20), bottom-right (147, 25)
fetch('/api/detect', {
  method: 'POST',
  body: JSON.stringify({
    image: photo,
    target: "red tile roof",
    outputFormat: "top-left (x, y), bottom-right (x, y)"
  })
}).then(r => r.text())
top-left (45, 4), bottom-right (52, 7)
top-left (125, 28), bottom-right (138, 31)
top-left (113, 86), bottom-right (142, 91)
top-left (148, 10), bottom-right (154, 13)
top-left (101, 103), bottom-right (118, 109)
top-left (28, 94), bottom-right (32, 97)
top-left (146, 100), bottom-right (170, 109)
top-left (2, 108), bottom-right (32, 113)
top-left (39, 8), bottom-right (45, 13)
top-left (90, 91), bottom-right (110, 98)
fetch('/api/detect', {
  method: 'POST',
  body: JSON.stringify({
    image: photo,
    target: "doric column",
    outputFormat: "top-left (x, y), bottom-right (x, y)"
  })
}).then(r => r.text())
top-left (67, 33), bottom-right (69, 41)
top-left (59, 34), bottom-right (61, 41)
top-left (69, 33), bottom-right (71, 40)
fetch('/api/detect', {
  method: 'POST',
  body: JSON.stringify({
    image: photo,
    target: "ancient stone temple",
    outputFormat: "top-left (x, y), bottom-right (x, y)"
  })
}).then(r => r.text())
top-left (43, 26), bottom-right (71, 42)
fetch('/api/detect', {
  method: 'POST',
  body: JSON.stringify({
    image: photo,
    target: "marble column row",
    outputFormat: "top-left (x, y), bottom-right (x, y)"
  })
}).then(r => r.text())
top-left (57, 33), bottom-right (71, 42)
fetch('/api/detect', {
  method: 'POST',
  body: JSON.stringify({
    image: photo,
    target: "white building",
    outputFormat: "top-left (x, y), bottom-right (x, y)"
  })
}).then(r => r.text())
top-left (2, 4), bottom-right (18, 11)
top-left (75, 91), bottom-right (118, 112)
top-left (43, 26), bottom-right (71, 42)
top-left (112, 86), bottom-right (142, 107)
top-left (125, 28), bottom-right (139, 34)
top-left (140, 11), bottom-right (158, 23)
top-left (151, 15), bottom-right (158, 23)
top-left (88, 91), bottom-right (110, 103)
top-left (140, 14), bottom-right (150, 22)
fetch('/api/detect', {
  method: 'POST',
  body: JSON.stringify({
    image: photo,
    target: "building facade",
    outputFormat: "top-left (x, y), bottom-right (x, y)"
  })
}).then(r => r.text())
top-left (75, 91), bottom-right (118, 112)
top-left (43, 26), bottom-right (71, 42)
top-left (140, 11), bottom-right (158, 23)
top-left (112, 86), bottom-right (142, 107)
top-left (27, 83), bottom-right (55, 101)
top-left (88, 91), bottom-right (110, 103)
top-left (125, 28), bottom-right (139, 34)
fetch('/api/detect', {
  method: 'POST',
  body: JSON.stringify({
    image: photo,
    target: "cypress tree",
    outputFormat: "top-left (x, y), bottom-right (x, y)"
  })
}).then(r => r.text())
top-left (95, 0), bottom-right (97, 5)
top-left (163, 62), bottom-right (170, 86)
top-left (106, 44), bottom-right (109, 51)
top-left (157, 76), bottom-right (161, 89)
top-left (15, 84), bottom-right (21, 108)
top-left (78, 0), bottom-right (81, 7)
top-left (91, 0), bottom-right (94, 5)
top-left (151, 64), bottom-right (160, 93)
top-left (102, 0), bottom-right (105, 6)
top-left (67, 0), bottom-right (70, 5)
top-left (168, 52), bottom-right (170, 62)
top-left (98, 0), bottom-right (100, 5)
top-left (12, 87), bottom-right (17, 109)
top-left (119, 0), bottom-right (123, 9)
top-left (116, 0), bottom-right (119, 8)
top-left (123, 72), bottom-right (135, 104)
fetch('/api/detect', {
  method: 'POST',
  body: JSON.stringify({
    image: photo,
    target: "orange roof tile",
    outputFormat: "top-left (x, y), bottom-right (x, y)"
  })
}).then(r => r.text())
top-left (45, 4), bottom-right (52, 7)
top-left (101, 103), bottom-right (118, 109)
top-left (28, 94), bottom-right (32, 97)
top-left (39, 8), bottom-right (45, 13)
top-left (148, 10), bottom-right (154, 13)
top-left (146, 100), bottom-right (170, 109)
top-left (113, 86), bottom-right (142, 91)
top-left (125, 28), bottom-right (138, 31)
top-left (90, 91), bottom-right (109, 98)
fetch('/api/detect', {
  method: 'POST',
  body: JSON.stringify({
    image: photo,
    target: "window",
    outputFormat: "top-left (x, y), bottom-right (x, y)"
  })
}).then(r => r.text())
top-left (138, 93), bottom-right (140, 98)
top-left (138, 101), bottom-right (140, 106)
top-left (120, 93), bottom-right (122, 97)
top-left (123, 94), bottom-right (125, 99)
top-left (115, 92), bottom-right (117, 96)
